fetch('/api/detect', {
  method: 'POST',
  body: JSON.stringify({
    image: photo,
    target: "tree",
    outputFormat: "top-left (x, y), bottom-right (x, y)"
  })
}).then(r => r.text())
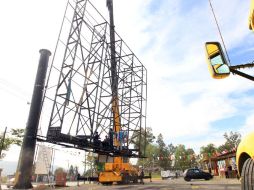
top-left (137, 143), bottom-right (158, 169)
top-left (156, 134), bottom-right (170, 170)
top-left (83, 152), bottom-right (97, 177)
top-left (68, 165), bottom-right (74, 180)
top-left (168, 143), bottom-right (176, 156)
top-left (174, 144), bottom-right (190, 171)
top-left (145, 127), bottom-right (156, 144)
top-left (133, 127), bottom-right (155, 154)
top-left (136, 127), bottom-right (156, 167)
top-left (167, 143), bottom-right (176, 169)
top-left (200, 143), bottom-right (217, 158)
top-left (74, 166), bottom-right (79, 179)
top-left (217, 131), bottom-right (241, 153)
top-left (0, 128), bottom-right (24, 159)
top-left (54, 167), bottom-right (66, 176)
top-left (186, 148), bottom-right (197, 168)
top-left (200, 143), bottom-right (217, 173)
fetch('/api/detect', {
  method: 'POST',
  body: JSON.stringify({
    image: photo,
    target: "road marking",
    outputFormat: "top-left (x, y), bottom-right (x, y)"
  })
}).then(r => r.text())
top-left (191, 185), bottom-right (200, 189)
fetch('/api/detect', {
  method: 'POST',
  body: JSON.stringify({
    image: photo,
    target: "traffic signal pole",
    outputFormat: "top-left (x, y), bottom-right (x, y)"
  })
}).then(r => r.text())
top-left (14, 49), bottom-right (51, 189)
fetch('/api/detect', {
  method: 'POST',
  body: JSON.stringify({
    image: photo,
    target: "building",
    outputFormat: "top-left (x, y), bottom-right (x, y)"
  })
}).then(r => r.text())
top-left (202, 149), bottom-right (238, 178)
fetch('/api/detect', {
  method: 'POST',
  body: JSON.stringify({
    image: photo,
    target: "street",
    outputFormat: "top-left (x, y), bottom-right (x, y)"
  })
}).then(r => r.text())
top-left (58, 177), bottom-right (241, 190)
top-left (0, 177), bottom-right (241, 190)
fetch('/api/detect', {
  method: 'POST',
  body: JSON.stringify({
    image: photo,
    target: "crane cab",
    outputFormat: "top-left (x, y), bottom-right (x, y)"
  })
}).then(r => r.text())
top-left (97, 155), bottom-right (139, 185)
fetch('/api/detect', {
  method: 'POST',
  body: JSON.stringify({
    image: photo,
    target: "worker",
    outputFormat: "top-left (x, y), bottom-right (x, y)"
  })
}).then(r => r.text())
top-left (120, 168), bottom-right (126, 178)
top-left (77, 173), bottom-right (80, 186)
top-left (140, 169), bottom-right (144, 184)
top-left (118, 131), bottom-right (124, 150)
top-left (94, 131), bottom-right (100, 147)
top-left (175, 171), bottom-right (178, 179)
top-left (149, 170), bottom-right (152, 182)
top-left (102, 135), bottom-right (110, 149)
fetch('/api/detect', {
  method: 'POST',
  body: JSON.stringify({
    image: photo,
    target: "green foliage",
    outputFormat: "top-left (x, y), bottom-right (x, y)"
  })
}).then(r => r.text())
top-left (138, 143), bottom-right (158, 168)
top-left (138, 133), bottom-right (198, 171)
top-left (68, 165), bottom-right (74, 176)
top-left (0, 128), bottom-right (24, 159)
top-left (156, 133), bottom-right (171, 170)
top-left (200, 143), bottom-right (217, 158)
top-left (200, 131), bottom-right (241, 155)
top-left (217, 131), bottom-right (241, 153)
top-left (133, 127), bottom-right (155, 154)
top-left (83, 153), bottom-right (97, 176)
top-left (174, 144), bottom-right (197, 171)
top-left (1, 176), bottom-right (8, 183)
top-left (94, 128), bottom-right (241, 173)
top-left (10, 129), bottom-right (24, 145)
top-left (156, 133), bottom-right (166, 148)
top-left (168, 143), bottom-right (176, 155)
top-left (136, 127), bottom-right (156, 166)
top-left (145, 127), bottom-right (156, 144)
top-left (83, 168), bottom-right (96, 177)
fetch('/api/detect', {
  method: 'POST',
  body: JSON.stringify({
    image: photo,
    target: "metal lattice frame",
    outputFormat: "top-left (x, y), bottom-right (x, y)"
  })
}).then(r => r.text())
top-left (42, 0), bottom-right (147, 157)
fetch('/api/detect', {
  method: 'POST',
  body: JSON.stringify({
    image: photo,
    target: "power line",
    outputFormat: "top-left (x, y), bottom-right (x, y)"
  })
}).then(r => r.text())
top-left (0, 78), bottom-right (31, 103)
top-left (208, 0), bottom-right (231, 66)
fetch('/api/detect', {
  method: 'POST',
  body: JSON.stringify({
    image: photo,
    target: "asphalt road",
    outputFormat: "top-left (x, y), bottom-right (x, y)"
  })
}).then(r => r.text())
top-left (1, 177), bottom-right (241, 190)
top-left (58, 177), bottom-right (241, 190)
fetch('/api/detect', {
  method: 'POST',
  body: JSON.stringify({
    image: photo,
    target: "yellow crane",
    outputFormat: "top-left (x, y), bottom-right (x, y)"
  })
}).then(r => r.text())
top-left (97, 0), bottom-right (141, 185)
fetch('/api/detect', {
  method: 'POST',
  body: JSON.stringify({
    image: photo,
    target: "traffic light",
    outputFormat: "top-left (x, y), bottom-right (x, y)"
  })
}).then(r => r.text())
top-left (249, 0), bottom-right (254, 30)
top-left (205, 42), bottom-right (230, 79)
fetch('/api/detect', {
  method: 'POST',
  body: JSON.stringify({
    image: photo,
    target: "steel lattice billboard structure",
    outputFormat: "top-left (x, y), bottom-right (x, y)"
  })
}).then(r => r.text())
top-left (39, 0), bottom-right (147, 158)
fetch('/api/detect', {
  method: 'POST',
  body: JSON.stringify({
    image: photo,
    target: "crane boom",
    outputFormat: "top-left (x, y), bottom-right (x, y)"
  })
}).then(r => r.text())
top-left (98, 0), bottom-right (141, 184)
top-left (107, 0), bottom-right (121, 147)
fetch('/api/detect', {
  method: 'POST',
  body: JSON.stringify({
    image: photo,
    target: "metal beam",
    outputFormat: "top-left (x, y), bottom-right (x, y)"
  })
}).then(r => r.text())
top-left (230, 67), bottom-right (254, 81)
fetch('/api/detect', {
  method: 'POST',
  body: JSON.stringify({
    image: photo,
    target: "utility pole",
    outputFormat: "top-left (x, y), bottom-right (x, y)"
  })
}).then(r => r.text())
top-left (0, 127), bottom-right (7, 190)
top-left (0, 127), bottom-right (7, 159)
top-left (14, 49), bottom-right (51, 189)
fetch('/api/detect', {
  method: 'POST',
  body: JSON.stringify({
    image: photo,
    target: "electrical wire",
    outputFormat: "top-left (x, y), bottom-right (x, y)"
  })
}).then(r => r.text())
top-left (208, 0), bottom-right (231, 66)
top-left (0, 78), bottom-right (30, 104)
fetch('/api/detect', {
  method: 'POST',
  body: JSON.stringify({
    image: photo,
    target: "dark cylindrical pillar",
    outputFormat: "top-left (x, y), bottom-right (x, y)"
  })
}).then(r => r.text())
top-left (14, 49), bottom-right (51, 189)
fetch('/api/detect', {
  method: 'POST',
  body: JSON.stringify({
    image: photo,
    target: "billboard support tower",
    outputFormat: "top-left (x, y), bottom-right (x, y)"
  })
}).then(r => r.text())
top-left (14, 49), bottom-right (51, 189)
top-left (43, 0), bottom-right (147, 158)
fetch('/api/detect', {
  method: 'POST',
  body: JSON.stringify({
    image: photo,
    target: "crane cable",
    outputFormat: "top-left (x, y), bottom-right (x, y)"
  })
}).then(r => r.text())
top-left (208, 0), bottom-right (231, 66)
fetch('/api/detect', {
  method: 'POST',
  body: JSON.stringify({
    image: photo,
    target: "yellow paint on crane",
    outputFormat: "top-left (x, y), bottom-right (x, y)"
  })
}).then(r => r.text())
top-left (249, 0), bottom-right (254, 30)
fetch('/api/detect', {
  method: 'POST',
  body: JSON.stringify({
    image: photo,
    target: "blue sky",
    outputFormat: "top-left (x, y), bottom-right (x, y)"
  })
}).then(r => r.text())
top-left (113, 0), bottom-right (254, 150)
top-left (0, 0), bottom-right (254, 170)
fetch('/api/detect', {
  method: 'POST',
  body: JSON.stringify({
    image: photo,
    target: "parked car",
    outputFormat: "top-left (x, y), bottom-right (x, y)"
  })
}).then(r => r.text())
top-left (183, 168), bottom-right (213, 181)
top-left (161, 170), bottom-right (176, 179)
